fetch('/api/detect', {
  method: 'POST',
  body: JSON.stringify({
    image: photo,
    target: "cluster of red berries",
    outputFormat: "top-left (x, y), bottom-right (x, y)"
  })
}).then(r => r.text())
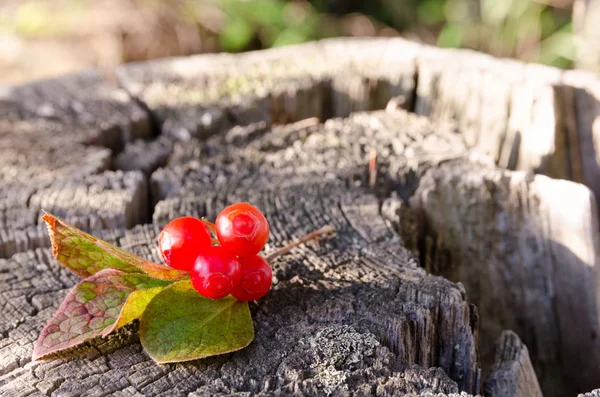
top-left (157, 203), bottom-right (272, 301)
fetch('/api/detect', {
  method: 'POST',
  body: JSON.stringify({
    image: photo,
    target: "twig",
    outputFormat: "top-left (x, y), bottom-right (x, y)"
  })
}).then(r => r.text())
top-left (292, 117), bottom-right (320, 130)
top-left (265, 225), bottom-right (335, 262)
top-left (369, 148), bottom-right (377, 188)
top-left (201, 218), bottom-right (217, 235)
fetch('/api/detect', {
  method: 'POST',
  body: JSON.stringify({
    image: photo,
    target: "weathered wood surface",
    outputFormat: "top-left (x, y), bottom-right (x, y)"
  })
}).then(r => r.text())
top-left (116, 39), bottom-right (420, 140)
top-left (410, 160), bottom-right (600, 396)
top-left (0, 119), bottom-right (111, 183)
top-left (149, 110), bottom-right (473, 208)
top-left (580, 390), bottom-right (600, 397)
top-left (0, 72), bottom-right (154, 259)
top-left (0, 70), bottom-right (151, 151)
top-left (415, 49), bottom-right (600, 219)
top-left (483, 331), bottom-right (542, 397)
top-left (118, 38), bottom-right (600, 217)
top-left (118, 40), bottom-right (600, 396)
top-left (2, 37), bottom-right (600, 396)
top-left (114, 137), bottom-right (173, 175)
top-left (0, 170), bottom-right (148, 258)
top-left (573, 0), bottom-right (600, 73)
top-left (148, 105), bottom-right (600, 397)
top-left (560, 71), bottom-right (600, 205)
top-left (0, 186), bottom-right (479, 396)
top-left (1, 104), bottom-right (485, 396)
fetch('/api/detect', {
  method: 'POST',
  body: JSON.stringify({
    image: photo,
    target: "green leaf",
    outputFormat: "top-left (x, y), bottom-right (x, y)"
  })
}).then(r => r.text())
top-left (113, 287), bottom-right (164, 329)
top-left (140, 280), bottom-right (254, 363)
top-left (219, 17), bottom-right (254, 52)
top-left (271, 29), bottom-right (309, 48)
top-left (33, 269), bottom-right (172, 360)
top-left (42, 212), bottom-right (187, 280)
top-left (417, 0), bottom-right (446, 24)
top-left (437, 23), bottom-right (466, 48)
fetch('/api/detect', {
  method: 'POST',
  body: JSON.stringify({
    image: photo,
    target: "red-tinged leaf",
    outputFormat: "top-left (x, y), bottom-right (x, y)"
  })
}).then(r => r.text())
top-left (33, 269), bottom-right (172, 361)
top-left (42, 212), bottom-right (187, 280)
top-left (140, 280), bottom-right (254, 363)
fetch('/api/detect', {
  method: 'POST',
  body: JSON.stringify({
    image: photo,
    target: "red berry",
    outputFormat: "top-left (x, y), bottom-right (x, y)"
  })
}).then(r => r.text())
top-left (158, 217), bottom-right (212, 271)
top-left (231, 256), bottom-right (272, 302)
top-left (215, 203), bottom-right (269, 257)
top-left (191, 246), bottom-right (242, 300)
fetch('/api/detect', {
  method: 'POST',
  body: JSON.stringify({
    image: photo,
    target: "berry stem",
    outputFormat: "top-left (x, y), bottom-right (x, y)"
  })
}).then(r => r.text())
top-left (265, 225), bottom-right (335, 262)
top-left (202, 219), bottom-right (217, 235)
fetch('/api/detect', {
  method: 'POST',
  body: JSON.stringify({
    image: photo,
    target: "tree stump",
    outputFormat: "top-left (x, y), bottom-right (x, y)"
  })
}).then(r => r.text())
top-left (484, 331), bottom-right (542, 397)
top-left (1, 38), bottom-right (600, 397)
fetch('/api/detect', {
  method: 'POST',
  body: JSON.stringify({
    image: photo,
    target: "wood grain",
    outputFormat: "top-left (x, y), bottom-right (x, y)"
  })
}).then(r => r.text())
top-left (484, 331), bottom-right (543, 397)
top-left (4, 37), bottom-right (600, 397)
top-left (411, 162), bottom-right (600, 396)
top-left (0, 185), bottom-right (479, 396)
top-left (0, 71), bottom-right (153, 258)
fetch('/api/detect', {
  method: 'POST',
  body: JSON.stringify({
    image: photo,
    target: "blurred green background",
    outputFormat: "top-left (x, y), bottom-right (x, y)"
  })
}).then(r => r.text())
top-left (0, 0), bottom-right (596, 84)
